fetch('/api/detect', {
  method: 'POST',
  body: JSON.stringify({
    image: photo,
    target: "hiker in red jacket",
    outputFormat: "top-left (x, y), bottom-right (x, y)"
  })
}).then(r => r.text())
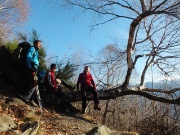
top-left (77, 66), bottom-right (101, 114)
top-left (44, 63), bottom-right (69, 111)
top-left (45, 63), bottom-right (59, 90)
top-left (44, 64), bottom-right (64, 96)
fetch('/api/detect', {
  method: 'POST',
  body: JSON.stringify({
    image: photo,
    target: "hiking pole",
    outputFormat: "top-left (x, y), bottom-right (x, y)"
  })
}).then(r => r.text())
top-left (24, 87), bottom-right (36, 101)
top-left (35, 85), bottom-right (43, 111)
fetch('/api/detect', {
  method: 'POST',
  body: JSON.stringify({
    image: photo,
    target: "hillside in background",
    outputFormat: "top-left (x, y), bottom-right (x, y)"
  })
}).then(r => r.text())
top-left (145, 79), bottom-right (180, 89)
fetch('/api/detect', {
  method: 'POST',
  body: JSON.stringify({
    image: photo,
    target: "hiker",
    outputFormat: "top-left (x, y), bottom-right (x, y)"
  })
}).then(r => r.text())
top-left (24, 40), bottom-right (41, 107)
top-left (77, 66), bottom-right (101, 114)
top-left (26, 40), bottom-right (41, 71)
top-left (44, 63), bottom-right (60, 91)
top-left (44, 63), bottom-right (69, 111)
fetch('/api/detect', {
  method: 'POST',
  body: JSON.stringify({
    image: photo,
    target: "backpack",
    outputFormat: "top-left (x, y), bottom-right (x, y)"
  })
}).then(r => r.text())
top-left (37, 69), bottom-right (47, 84)
top-left (12, 42), bottom-right (32, 64)
top-left (43, 72), bottom-right (49, 86)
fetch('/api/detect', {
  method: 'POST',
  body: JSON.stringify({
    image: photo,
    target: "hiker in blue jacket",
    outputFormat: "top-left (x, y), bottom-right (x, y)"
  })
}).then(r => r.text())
top-left (24, 40), bottom-right (41, 106)
top-left (26, 41), bottom-right (40, 71)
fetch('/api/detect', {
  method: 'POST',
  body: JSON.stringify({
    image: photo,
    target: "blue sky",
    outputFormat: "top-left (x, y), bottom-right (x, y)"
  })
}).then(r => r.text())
top-left (20, 0), bottom-right (180, 84)
top-left (23, 0), bottom-right (154, 83)
top-left (22, 0), bottom-right (172, 83)
top-left (24, 0), bottom-right (130, 60)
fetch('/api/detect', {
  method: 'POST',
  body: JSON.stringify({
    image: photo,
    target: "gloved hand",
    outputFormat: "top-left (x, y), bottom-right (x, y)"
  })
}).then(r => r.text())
top-left (31, 62), bottom-right (39, 70)
top-left (93, 87), bottom-right (97, 91)
top-left (53, 85), bottom-right (58, 89)
top-left (34, 74), bottom-right (38, 81)
top-left (29, 67), bottom-right (37, 72)
top-left (77, 87), bottom-right (80, 91)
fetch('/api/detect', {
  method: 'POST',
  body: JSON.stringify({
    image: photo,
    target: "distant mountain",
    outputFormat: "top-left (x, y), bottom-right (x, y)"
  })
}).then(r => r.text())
top-left (145, 79), bottom-right (180, 89)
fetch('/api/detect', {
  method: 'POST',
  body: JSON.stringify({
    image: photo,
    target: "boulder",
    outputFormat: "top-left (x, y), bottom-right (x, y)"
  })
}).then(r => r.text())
top-left (21, 121), bottom-right (39, 135)
top-left (4, 97), bottom-right (37, 119)
top-left (86, 125), bottom-right (111, 135)
top-left (0, 115), bottom-right (16, 132)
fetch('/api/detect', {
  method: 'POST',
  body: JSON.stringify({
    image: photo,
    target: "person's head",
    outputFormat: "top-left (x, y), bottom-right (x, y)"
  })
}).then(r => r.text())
top-left (84, 66), bottom-right (90, 73)
top-left (33, 40), bottom-right (41, 50)
top-left (50, 63), bottom-right (56, 71)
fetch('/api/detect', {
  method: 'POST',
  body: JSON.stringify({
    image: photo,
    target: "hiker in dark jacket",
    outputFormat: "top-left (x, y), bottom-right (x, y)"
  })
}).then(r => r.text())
top-left (77, 66), bottom-right (101, 114)
top-left (24, 40), bottom-right (41, 106)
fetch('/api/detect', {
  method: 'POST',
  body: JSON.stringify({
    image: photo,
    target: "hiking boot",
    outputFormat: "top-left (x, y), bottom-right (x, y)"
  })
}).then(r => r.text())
top-left (30, 100), bottom-right (38, 107)
top-left (82, 108), bottom-right (86, 114)
top-left (94, 104), bottom-right (101, 110)
top-left (70, 87), bottom-right (76, 91)
top-left (23, 98), bottom-right (29, 103)
top-left (66, 109), bottom-right (70, 113)
top-left (64, 109), bottom-right (70, 113)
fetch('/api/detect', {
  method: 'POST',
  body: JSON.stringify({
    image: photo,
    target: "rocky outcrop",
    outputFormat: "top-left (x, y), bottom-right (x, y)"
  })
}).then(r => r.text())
top-left (0, 96), bottom-right (40, 134)
top-left (21, 121), bottom-right (39, 135)
top-left (0, 45), bottom-right (30, 95)
top-left (0, 115), bottom-right (16, 132)
top-left (86, 125), bottom-right (111, 135)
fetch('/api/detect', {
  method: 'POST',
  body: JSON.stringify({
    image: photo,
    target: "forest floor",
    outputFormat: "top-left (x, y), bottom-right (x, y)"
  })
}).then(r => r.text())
top-left (0, 93), bottom-right (124, 135)
top-left (0, 79), bottom-right (125, 135)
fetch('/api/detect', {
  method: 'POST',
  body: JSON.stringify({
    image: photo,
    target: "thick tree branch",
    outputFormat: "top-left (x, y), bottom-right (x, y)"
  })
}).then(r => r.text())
top-left (62, 88), bottom-right (180, 105)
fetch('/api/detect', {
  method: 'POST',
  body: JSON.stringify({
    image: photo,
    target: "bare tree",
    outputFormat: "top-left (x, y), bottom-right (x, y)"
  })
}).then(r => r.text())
top-left (134, 14), bottom-right (180, 87)
top-left (0, 0), bottom-right (29, 41)
top-left (46, 0), bottom-right (180, 103)
top-left (91, 44), bottom-right (126, 89)
top-left (1, 0), bottom-right (179, 107)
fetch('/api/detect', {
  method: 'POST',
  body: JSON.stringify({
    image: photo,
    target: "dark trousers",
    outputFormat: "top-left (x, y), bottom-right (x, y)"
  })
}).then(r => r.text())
top-left (46, 87), bottom-right (68, 103)
top-left (25, 69), bottom-right (37, 101)
top-left (26, 69), bottom-right (36, 89)
top-left (81, 85), bottom-right (99, 109)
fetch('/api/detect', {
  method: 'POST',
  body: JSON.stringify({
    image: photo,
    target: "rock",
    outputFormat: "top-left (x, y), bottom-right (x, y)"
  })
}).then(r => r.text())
top-left (5, 97), bottom-right (26, 106)
top-left (20, 121), bottom-right (31, 132)
top-left (86, 125), bottom-right (111, 135)
top-left (5, 97), bottom-right (37, 119)
top-left (0, 115), bottom-right (16, 132)
top-left (21, 121), bottom-right (39, 135)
